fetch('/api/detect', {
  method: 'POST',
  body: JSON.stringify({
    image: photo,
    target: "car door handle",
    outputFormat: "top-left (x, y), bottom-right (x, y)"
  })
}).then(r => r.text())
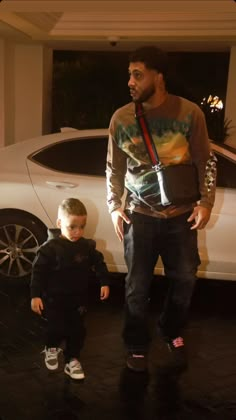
top-left (46, 181), bottom-right (78, 189)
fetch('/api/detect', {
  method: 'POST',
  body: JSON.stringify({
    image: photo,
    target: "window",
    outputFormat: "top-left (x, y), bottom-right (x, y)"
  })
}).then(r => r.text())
top-left (30, 136), bottom-right (236, 188)
top-left (30, 136), bottom-right (108, 176)
top-left (215, 153), bottom-right (236, 189)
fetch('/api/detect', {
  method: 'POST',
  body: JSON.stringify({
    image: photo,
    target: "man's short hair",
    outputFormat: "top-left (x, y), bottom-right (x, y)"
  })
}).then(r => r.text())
top-left (129, 46), bottom-right (169, 78)
top-left (58, 198), bottom-right (87, 218)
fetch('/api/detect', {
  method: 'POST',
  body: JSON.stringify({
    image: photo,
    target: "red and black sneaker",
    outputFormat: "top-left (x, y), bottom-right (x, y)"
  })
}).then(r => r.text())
top-left (166, 336), bottom-right (188, 371)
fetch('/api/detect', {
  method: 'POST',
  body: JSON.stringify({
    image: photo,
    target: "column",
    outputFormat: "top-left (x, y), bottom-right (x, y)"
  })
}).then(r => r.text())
top-left (14, 44), bottom-right (52, 143)
top-left (225, 46), bottom-right (236, 148)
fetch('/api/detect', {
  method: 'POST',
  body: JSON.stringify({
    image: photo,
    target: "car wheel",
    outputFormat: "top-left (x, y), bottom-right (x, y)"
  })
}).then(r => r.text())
top-left (0, 211), bottom-right (47, 279)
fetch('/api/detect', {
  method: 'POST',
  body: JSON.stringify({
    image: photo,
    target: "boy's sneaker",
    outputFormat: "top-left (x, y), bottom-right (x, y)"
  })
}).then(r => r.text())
top-left (42, 347), bottom-right (61, 371)
top-left (64, 359), bottom-right (85, 380)
top-left (126, 353), bottom-right (147, 372)
top-left (166, 337), bottom-right (188, 371)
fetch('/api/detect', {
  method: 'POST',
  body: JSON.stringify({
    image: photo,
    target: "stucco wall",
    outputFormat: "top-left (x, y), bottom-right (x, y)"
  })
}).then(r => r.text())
top-left (225, 46), bottom-right (236, 148)
top-left (0, 41), bottom-right (52, 147)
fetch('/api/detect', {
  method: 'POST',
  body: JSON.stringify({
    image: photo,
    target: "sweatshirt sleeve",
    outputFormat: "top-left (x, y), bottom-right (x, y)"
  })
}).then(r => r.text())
top-left (189, 106), bottom-right (217, 209)
top-left (30, 244), bottom-right (53, 298)
top-left (106, 114), bottom-right (127, 214)
top-left (88, 240), bottom-right (110, 286)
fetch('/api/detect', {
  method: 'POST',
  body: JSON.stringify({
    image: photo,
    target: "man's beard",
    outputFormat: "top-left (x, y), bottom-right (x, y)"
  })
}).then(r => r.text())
top-left (133, 85), bottom-right (155, 103)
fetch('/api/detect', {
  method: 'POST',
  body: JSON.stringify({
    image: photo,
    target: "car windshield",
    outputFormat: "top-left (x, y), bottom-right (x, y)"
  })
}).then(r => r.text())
top-left (29, 136), bottom-right (108, 176)
top-left (215, 151), bottom-right (236, 189)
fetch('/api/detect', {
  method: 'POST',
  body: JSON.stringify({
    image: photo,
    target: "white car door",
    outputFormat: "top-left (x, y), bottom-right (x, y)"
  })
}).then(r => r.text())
top-left (26, 134), bottom-right (125, 273)
top-left (197, 147), bottom-right (236, 280)
top-left (198, 187), bottom-right (236, 280)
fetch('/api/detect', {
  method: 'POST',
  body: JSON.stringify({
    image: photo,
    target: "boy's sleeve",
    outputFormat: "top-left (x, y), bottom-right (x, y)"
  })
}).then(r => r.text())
top-left (88, 240), bottom-right (110, 286)
top-left (30, 244), bottom-right (52, 298)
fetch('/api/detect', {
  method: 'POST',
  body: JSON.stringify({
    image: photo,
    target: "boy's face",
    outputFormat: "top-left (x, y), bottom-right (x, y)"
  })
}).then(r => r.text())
top-left (57, 213), bottom-right (87, 242)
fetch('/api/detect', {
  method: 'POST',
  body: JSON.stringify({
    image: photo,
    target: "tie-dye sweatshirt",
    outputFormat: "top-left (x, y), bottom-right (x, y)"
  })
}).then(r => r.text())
top-left (106, 94), bottom-right (216, 218)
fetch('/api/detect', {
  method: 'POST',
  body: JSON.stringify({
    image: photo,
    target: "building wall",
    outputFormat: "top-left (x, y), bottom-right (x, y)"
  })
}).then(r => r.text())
top-left (0, 40), bottom-right (235, 148)
top-left (225, 46), bottom-right (236, 148)
top-left (0, 40), bottom-right (52, 147)
top-left (0, 40), bottom-right (4, 147)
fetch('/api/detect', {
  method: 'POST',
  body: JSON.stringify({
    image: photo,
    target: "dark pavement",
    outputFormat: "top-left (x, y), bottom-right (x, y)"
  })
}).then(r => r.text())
top-left (0, 274), bottom-right (236, 420)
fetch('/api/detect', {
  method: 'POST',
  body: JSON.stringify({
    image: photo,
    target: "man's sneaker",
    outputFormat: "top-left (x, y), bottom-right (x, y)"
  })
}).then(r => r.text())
top-left (42, 347), bottom-right (61, 371)
top-left (166, 337), bottom-right (188, 371)
top-left (64, 359), bottom-right (85, 380)
top-left (126, 353), bottom-right (147, 372)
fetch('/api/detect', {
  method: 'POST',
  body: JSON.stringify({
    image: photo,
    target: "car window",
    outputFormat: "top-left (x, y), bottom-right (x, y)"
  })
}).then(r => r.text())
top-left (215, 152), bottom-right (236, 188)
top-left (29, 138), bottom-right (236, 187)
top-left (30, 136), bottom-right (108, 176)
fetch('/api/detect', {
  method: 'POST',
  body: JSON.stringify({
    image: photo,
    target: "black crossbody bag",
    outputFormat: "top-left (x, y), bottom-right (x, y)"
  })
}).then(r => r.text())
top-left (135, 103), bottom-right (200, 206)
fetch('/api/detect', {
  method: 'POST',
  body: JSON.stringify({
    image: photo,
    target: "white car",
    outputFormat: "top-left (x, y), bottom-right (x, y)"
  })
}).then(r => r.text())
top-left (0, 129), bottom-right (235, 281)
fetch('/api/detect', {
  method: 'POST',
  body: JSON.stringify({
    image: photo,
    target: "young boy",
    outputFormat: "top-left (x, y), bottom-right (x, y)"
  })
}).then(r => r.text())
top-left (30, 198), bottom-right (110, 380)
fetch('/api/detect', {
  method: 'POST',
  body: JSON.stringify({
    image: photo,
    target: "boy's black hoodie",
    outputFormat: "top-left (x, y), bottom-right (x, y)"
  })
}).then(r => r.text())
top-left (30, 229), bottom-right (109, 305)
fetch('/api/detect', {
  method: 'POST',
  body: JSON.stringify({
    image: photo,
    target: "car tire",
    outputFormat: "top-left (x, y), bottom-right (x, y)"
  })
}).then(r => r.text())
top-left (0, 210), bottom-right (47, 280)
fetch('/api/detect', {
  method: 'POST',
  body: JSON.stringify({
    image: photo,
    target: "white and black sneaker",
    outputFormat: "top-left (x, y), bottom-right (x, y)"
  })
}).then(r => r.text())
top-left (42, 347), bottom-right (61, 371)
top-left (126, 353), bottom-right (147, 372)
top-left (64, 359), bottom-right (85, 380)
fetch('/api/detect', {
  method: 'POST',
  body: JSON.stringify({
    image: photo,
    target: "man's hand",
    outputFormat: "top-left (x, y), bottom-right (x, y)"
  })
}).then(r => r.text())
top-left (100, 286), bottom-right (110, 300)
top-left (111, 208), bottom-right (131, 241)
top-left (31, 297), bottom-right (44, 315)
top-left (187, 205), bottom-right (212, 230)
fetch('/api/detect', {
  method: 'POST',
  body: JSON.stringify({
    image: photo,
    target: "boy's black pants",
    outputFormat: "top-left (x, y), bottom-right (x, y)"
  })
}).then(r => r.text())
top-left (44, 295), bottom-right (86, 362)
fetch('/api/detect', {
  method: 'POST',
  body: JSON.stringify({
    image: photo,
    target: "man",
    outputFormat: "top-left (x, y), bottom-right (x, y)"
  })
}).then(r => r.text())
top-left (106, 46), bottom-right (216, 372)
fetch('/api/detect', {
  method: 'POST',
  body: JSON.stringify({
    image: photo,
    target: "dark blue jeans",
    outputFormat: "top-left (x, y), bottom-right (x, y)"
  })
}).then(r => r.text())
top-left (123, 211), bottom-right (200, 353)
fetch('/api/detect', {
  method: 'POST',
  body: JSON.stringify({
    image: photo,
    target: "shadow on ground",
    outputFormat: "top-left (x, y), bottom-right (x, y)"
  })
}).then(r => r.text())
top-left (0, 275), bottom-right (236, 419)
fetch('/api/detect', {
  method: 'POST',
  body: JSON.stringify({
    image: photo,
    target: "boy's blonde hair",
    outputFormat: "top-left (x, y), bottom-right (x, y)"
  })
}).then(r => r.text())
top-left (58, 198), bottom-right (87, 218)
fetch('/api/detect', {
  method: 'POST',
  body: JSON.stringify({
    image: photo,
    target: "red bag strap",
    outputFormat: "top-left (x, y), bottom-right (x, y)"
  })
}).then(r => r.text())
top-left (135, 103), bottom-right (160, 167)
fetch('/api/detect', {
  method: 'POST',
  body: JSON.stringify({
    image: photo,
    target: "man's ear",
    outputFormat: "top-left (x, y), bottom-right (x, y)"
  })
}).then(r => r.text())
top-left (156, 72), bottom-right (166, 91)
top-left (56, 219), bottom-right (61, 228)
